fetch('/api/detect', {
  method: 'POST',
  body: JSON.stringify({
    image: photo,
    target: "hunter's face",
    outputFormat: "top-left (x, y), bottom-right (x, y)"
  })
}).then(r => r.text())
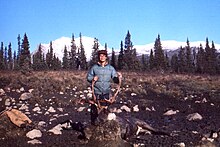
top-left (99, 54), bottom-right (107, 62)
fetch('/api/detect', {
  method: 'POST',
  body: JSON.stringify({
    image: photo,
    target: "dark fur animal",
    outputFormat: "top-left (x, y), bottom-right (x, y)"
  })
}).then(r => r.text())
top-left (59, 113), bottom-right (170, 141)
top-left (115, 115), bottom-right (170, 139)
top-left (60, 120), bottom-right (86, 139)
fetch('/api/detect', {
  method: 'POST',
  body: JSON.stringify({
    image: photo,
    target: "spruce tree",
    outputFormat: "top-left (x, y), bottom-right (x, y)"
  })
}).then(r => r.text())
top-left (178, 46), bottom-right (186, 73)
top-left (13, 51), bottom-right (18, 70)
top-left (117, 41), bottom-right (124, 70)
top-left (170, 53), bottom-right (179, 72)
top-left (110, 48), bottom-right (116, 69)
top-left (79, 33), bottom-right (87, 70)
top-left (48, 41), bottom-right (53, 69)
top-left (62, 45), bottom-right (69, 69)
top-left (185, 38), bottom-right (194, 73)
top-left (33, 44), bottom-right (44, 70)
top-left (141, 54), bottom-right (148, 71)
top-left (90, 37), bottom-right (99, 67)
top-left (149, 49), bottom-right (154, 70)
top-left (123, 30), bottom-right (140, 70)
top-left (211, 41), bottom-right (218, 74)
top-left (204, 38), bottom-right (217, 74)
top-left (69, 33), bottom-right (77, 70)
top-left (0, 42), bottom-right (4, 70)
top-left (20, 33), bottom-right (31, 72)
top-left (154, 34), bottom-right (165, 70)
top-left (196, 44), bottom-right (205, 73)
top-left (17, 34), bottom-right (21, 66)
top-left (8, 43), bottom-right (13, 70)
top-left (4, 46), bottom-right (7, 70)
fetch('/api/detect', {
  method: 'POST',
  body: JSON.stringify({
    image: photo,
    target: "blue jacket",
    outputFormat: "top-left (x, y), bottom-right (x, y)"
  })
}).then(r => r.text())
top-left (87, 63), bottom-right (118, 95)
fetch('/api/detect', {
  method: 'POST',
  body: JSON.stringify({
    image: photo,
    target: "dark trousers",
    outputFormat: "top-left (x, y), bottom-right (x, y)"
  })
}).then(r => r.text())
top-left (90, 93), bottom-right (110, 125)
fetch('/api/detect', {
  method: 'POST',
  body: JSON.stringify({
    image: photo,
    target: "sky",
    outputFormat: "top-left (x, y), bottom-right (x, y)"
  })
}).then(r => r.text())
top-left (1, 0), bottom-right (220, 52)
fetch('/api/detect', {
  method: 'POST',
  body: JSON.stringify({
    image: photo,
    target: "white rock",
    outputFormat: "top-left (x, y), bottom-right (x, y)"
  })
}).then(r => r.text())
top-left (107, 113), bottom-right (116, 121)
top-left (187, 113), bottom-right (203, 121)
top-left (27, 139), bottom-right (42, 144)
top-left (0, 89), bottom-right (5, 96)
top-left (87, 93), bottom-right (92, 98)
top-left (48, 124), bottom-right (63, 135)
top-left (0, 97), bottom-right (2, 101)
top-left (38, 121), bottom-right (47, 129)
top-left (33, 107), bottom-right (41, 112)
top-left (131, 93), bottom-right (137, 96)
top-left (28, 89), bottom-right (34, 93)
top-left (44, 111), bottom-right (49, 115)
top-left (26, 129), bottom-right (42, 139)
top-left (16, 89), bottom-right (21, 93)
top-left (20, 87), bottom-right (25, 92)
top-left (59, 92), bottom-right (64, 95)
top-left (83, 90), bottom-right (88, 93)
top-left (77, 107), bottom-right (85, 112)
top-left (212, 132), bottom-right (218, 138)
top-left (146, 107), bottom-right (151, 111)
top-left (19, 92), bottom-right (33, 100)
top-left (133, 105), bottom-right (139, 112)
top-left (120, 105), bottom-right (131, 112)
top-left (48, 106), bottom-right (56, 113)
top-left (174, 142), bottom-right (185, 147)
top-left (163, 109), bottom-right (179, 116)
top-left (19, 104), bottom-right (29, 110)
top-left (57, 108), bottom-right (63, 112)
top-left (5, 99), bottom-right (11, 106)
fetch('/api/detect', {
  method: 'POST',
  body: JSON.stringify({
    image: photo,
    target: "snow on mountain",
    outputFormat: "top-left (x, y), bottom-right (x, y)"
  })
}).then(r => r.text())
top-left (133, 40), bottom-right (220, 55)
top-left (34, 36), bottom-right (220, 61)
top-left (35, 36), bottom-right (108, 61)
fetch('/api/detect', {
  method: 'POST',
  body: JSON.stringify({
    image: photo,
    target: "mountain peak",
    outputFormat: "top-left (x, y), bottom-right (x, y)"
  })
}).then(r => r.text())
top-left (34, 36), bottom-right (220, 61)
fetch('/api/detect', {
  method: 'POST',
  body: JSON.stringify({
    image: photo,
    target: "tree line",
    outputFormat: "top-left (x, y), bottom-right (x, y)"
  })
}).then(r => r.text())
top-left (1, 31), bottom-right (220, 75)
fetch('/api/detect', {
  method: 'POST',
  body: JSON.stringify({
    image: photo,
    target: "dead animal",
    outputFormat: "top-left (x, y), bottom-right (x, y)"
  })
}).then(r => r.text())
top-left (106, 113), bottom-right (170, 140)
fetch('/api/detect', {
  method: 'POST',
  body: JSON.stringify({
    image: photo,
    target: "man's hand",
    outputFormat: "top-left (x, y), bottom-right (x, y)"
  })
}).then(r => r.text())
top-left (93, 76), bottom-right (98, 82)
top-left (117, 72), bottom-right (122, 79)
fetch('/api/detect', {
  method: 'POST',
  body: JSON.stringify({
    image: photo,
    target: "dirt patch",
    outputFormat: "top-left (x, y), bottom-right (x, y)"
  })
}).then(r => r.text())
top-left (0, 71), bottom-right (219, 146)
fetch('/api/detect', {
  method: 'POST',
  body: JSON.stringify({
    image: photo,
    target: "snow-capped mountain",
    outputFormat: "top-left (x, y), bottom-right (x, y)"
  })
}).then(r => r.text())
top-left (133, 40), bottom-right (220, 55)
top-left (33, 36), bottom-right (220, 61)
top-left (34, 36), bottom-right (108, 61)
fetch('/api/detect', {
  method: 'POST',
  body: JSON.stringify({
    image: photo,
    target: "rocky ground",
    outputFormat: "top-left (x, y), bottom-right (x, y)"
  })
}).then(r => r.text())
top-left (0, 71), bottom-right (220, 147)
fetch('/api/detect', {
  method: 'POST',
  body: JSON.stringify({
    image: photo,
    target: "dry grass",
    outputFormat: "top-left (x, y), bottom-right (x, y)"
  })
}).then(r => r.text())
top-left (0, 71), bottom-right (219, 99)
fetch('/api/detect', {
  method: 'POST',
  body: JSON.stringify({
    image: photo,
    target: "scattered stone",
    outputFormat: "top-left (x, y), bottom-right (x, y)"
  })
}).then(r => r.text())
top-left (163, 109), bottom-right (179, 116)
top-left (77, 106), bottom-right (85, 112)
top-left (33, 107), bottom-right (41, 112)
top-left (20, 87), bottom-right (25, 92)
top-left (19, 104), bottom-right (29, 111)
top-left (133, 105), bottom-right (139, 112)
top-left (212, 132), bottom-right (218, 138)
top-left (120, 105), bottom-right (131, 112)
top-left (28, 89), bottom-right (34, 93)
top-left (174, 142), bottom-right (185, 147)
top-left (19, 92), bottom-right (33, 100)
top-left (187, 113), bottom-right (203, 121)
top-left (57, 108), bottom-right (63, 112)
top-left (48, 106), bottom-right (56, 113)
top-left (26, 129), bottom-right (42, 139)
top-left (5, 98), bottom-right (11, 106)
top-left (48, 124), bottom-right (63, 135)
top-left (131, 93), bottom-right (137, 96)
top-left (27, 139), bottom-right (42, 145)
top-left (0, 88), bottom-right (5, 96)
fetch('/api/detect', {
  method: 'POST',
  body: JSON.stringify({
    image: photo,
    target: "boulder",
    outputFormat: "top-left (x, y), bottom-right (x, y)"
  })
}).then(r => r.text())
top-left (85, 120), bottom-right (130, 147)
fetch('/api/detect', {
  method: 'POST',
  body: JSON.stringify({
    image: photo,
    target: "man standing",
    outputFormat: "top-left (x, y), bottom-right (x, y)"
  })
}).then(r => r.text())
top-left (87, 50), bottom-right (122, 125)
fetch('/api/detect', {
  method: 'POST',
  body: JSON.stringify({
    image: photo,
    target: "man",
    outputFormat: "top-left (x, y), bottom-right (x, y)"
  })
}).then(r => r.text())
top-left (87, 50), bottom-right (122, 125)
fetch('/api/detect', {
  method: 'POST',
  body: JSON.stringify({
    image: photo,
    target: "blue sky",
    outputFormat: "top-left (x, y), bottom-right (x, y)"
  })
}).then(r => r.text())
top-left (1, 0), bottom-right (220, 52)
